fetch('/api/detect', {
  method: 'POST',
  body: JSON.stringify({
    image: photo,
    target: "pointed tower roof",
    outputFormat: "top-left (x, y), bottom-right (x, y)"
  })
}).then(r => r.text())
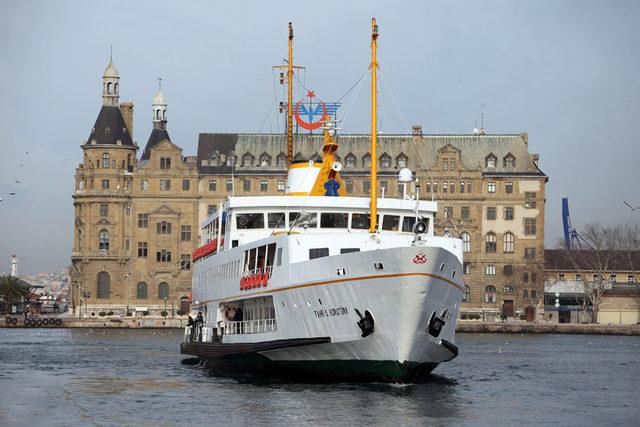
top-left (153, 89), bottom-right (166, 106)
top-left (141, 84), bottom-right (171, 160)
top-left (103, 60), bottom-right (119, 78)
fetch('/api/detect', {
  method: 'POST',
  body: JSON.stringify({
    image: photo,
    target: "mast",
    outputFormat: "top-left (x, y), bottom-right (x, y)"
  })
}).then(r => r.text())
top-left (369, 18), bottom-right (379, 233)
top-left (287, 22), bottom-right (294, 165)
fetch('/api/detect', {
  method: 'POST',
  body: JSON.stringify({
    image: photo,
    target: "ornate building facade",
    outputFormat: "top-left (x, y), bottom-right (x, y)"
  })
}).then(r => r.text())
top-left (71, 61), bottom-right (547, 320)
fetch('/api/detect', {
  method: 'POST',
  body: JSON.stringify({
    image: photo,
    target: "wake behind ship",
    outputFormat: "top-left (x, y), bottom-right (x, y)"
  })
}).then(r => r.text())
top-left (180, 19), bottom-right (464, 383)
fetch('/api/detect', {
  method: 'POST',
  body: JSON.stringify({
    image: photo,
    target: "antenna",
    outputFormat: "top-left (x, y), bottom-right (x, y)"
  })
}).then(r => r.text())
top-left (158, 77), bottom-right (162, 91)
top-left (110, 45), bottom-right (113, 61)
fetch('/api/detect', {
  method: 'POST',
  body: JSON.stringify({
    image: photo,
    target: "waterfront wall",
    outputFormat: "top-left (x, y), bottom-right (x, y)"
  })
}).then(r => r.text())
top-left (457, 321), bottom-right (640, 336)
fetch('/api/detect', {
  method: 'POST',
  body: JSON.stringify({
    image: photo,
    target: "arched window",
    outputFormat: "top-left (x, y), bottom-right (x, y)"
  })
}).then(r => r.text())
top-left (241, 153), bottom-right (254, 167)
top-left (462, 285), bottom-right (471, 303)
top-left (114, 83), bottom-right (119, 94)
top-left (379, 153), bottom-right (391, 168)
top-left (503, 153), bottom-right (516, 168)
top-left (485, 232), bottom-right (496, 253)
top-left (99, 230), bottom-right (109, 251)
top-left (259, 152), bottom-right (272, 167)
top-left (461, 232), bottom-right (471, 253)
top-left (136, 282), bottom-right (148, 299)
top-left (158, 282), bottom-right (169, 299)
top-left (276, 152), bottom-right (287, 167)
top-left (485, 153), bottom-right (497, 168)
top-left (102, 153), bottom-right (110, 168)
top-left (503, 232), bottom-right (514, 253)
top-left (484, 285), bottom-right (496, 303)
top-left (162, 109), bottom-right (166, 120)
top-left (396, 153), bottom-right (408, 168)
top-left (97, 272), bottom-right (110, 299)
top-left (156, 110), bottom-right (161, 120)
top-left (362, 153), bottom-right (371, 168)
top-left (127, 154), bottom-right (132, 168)
top-left (107, 82), bottom-right (112, 94)
top-left (345, 153), bottom-right (356, 168)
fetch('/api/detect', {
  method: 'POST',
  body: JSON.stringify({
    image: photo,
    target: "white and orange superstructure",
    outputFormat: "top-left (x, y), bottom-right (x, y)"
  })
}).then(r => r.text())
top-left (181, 19), bottom-right (464, 382)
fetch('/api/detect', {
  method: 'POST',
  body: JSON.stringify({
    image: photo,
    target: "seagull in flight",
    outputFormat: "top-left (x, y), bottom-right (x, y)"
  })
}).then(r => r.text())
top-left (623, 200), bottom-right (639, 211)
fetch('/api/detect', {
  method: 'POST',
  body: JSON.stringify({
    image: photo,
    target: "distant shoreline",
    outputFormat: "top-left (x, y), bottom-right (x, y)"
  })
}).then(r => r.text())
top-left (2, 317), bottom-right (639, 335)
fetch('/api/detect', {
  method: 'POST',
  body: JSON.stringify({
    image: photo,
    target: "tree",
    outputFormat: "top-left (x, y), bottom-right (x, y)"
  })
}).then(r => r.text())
top-left (0, 275), bottom-right (31, 314)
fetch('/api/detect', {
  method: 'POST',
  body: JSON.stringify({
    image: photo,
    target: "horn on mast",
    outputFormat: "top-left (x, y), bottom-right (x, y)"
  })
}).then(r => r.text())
top-left (369, 17), bottom-right (379, 233)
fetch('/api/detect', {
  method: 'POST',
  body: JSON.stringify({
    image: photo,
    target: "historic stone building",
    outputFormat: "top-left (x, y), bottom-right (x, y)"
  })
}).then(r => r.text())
top-left (71, 61), bottom-right (547, 320)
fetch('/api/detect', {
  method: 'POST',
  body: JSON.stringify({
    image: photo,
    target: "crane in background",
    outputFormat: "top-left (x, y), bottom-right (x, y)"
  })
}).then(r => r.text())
top-left (562, 198), bottom-right (593, 250)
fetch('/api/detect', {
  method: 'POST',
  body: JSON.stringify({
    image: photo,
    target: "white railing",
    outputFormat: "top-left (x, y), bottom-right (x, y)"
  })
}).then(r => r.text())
top-left (224, 318), bottom-right (277, 335)
top-left (184, 325), bottom-right (203, 342)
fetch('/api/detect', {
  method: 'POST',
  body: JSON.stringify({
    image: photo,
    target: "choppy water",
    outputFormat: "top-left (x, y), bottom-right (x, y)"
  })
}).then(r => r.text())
top-left (0, 329), bottom-right (638, 426)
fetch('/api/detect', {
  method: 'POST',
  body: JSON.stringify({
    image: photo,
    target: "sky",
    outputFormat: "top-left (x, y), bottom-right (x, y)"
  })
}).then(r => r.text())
top-left (1, 0), bottom-right (639, 274)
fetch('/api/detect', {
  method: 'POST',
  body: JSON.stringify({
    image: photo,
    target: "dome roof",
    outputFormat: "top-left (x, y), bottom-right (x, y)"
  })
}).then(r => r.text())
top-left (103, 60), bottom-right (119, 78)
top-left (153, 89), bottom-right (166, 106)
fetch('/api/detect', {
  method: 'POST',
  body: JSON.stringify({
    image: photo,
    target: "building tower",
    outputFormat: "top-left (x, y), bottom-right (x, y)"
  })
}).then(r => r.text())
top-left (70, 59), bottom-right (138, 318)
top-left (141, 84), bottom-right (171, 160)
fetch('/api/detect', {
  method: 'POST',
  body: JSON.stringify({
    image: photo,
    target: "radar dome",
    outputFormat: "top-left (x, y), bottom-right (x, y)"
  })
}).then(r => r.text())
top-left (398, 168), bottom-right (413, 182)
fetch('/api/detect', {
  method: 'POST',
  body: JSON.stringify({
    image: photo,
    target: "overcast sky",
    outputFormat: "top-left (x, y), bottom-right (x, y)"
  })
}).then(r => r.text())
top-left (1, 0), bottom-right (639, 274)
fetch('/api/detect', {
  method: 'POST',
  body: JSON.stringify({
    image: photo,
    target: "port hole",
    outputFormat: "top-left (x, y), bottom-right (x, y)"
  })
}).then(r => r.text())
top-left (337, 268), bottom-right (346, 275)
top-left (374, 263), bottom-right (384, 270)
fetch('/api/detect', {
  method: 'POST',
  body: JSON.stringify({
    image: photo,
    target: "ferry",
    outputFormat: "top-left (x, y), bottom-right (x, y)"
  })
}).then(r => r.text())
top-left (180, 19), bottom-right (464, 382)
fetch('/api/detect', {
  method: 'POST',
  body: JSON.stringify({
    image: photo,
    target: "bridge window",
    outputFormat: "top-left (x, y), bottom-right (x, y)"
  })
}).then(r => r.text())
top-left (237, 213), bottom-right (264, 229)
top-left (309, 248), bottom-right (329, 260)
top-left (320, 213), bottom-right (348, 228)
top-left (289, 211), bottom-right (317, 228)
top-left (268, 212), bottom-right (286, 229)
top-left (340, 248), bottom-right (360, 254)
top-left (402, 216), bottom-right (416, 232)
top-left (381, 215), bottom-right (400, 231)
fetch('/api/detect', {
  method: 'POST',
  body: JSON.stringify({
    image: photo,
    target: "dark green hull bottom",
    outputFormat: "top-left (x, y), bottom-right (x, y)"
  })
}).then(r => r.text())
top-left (199, 353), bottom-right (439, 383)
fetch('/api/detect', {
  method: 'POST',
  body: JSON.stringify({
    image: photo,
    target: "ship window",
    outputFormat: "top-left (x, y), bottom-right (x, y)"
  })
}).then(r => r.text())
top-left (381, 215), bottom-right (400, 231)
top-left (237, 213), bottom-right (264, 229)
top-left (266, 243), bottom-right (276, 267)
top-left (289, 211), bottom-right (317, 228)
top-left (268, 212), bottom-right (286, 229)
top-left (402, 216), bottom-right (416, 232)
top-left (309, 248), bottom-right (329, 259)
top-left (337, 268), bottom-right (346, 275)
top-left (318, 298), bottom-right (323, 305)
top-left (320, 213), bottom-right (348, 228)
top-left (340, 248), bottom-right (360, 254)
top-left (374, 263), bottom-right (384, 270)
top-left (276, 247), bottom-right (283, 266)
top-left (440, 263), bottom-right (445, 271)
top-left (351, 213), bottom-right (379, 230)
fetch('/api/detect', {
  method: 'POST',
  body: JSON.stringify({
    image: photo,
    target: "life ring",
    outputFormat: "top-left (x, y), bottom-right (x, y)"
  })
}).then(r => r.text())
top-left (42, 318), bottom-right (50, 326)
top-left (35, 319), bottom-right (43, 327)
top-left (23, 319), bottom-right (31, 327)
top-left (5, 317), bottom-right (11, 324)
top-left (55, 318), bottom-right (62, 326)
top-left (11, 317), bottom-right (18, 326)
top-left (224, 307), bottom-right (236, 321)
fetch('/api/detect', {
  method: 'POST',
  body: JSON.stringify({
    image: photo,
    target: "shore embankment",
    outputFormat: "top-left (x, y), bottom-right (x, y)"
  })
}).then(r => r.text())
top-left (1, 316), bottom-right (185, 329)
top-left (457, 321), bottom-right (640, 336)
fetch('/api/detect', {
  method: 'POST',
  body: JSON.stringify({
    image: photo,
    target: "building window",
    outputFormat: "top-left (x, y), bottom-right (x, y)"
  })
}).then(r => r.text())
top-left (363, 153), bottom-right (371, 168)
top-left (226, 179), bottom-right (233, 192)
top-left (460, 181), bottom-right (465, 193)
top-left (504, 207), bottom-right (514, 220)
top-left (396, 153), bottom-right (408, 168)
top-left (157, 221), bottom-right (172, 234)
top-left (487, 182), bottom-right (496, 194)
top-left (379, 153), bottom-right (391, 168)
top-left (208, 153), bottom-right (220, 166)
top-left (138, 213), bottom-right (149, 228)
top-left (461, 206), bottom-right (470, 220)
top-left (524, 247), bottom-right (536, 259)
top-left (260, 180), bottom-right (268, 192)
top-left (363, 181), bottom-right (371, 195)
top-left (180, 254), bottom-right (191, 270)
top-left (484, 285), bottom-right (497, 303)
top-left (345, 153), bottom-right (356, 168)
top-left (525, 192), bottom-right (536, 208)
top-left (505, 182), bottom-right (513, 194)
top-left (485, 154), bottom-right (496, 168)
top-left (345, 179), bottom-right (353, 193)
top-left (182, 179), bottom-right (190, 191)
top-left (449, 181), bottom-right (455, 194)
top-left (433, 182), bottom-right (438, 193)
top-left (461, 232), bottom-right (471, 253)
top-left (463, 262), bottom-right (471, 274)
top-left (442, 181), bottom-right (448, 193)
top-left (628, 275), bottom-right (636, 283)
top-left (158, 282), bottom-right (169, 299)
top-left (277, 180), bottom-right (285, 192)
top-left (102, 153), bottom-right (110, 168)
top-left (136, 282), bottom-right (147, 299)
top-left (523, 272), bottom-right (529, 283)
top-left (226, 153), bottom-right (236, 166)
top-left (444, 207), bottom-right (453, 219)
top-left (140, 179), bottom-right (148, 191)
top-left (243, 179), bottom-right (251, 192)
top-left (462, 285), bottom-right (470, 302)
top-left (181, 225), bottom-right (191, 242)
top-left (467, 181), bottom-right (472, 193)
top-left (451, 159), bottom-right (457, 170)
top-left (276, 152), bottom-right (287, 167)
top-left (209, 180), bottom-right (217, 191)
top-left (558, 273), bottom-right (566, 282)
top-left (160, 179), bottom-right (171, 191)
top-left (503, 264), bottom-right (513, 276)
top-left (523, 289), bottom-right (529, 298)
top-left (503, 232), bottom-right (515, 253)
top-left (487, 207), bottom-right (496, 220)
top-left (242, 153), bottom-right (254, 167)
top-left (97, 271), bottom-right (110, 299)
top-left (485, 264), bottom-right (496, 275)
top-left (112, 159), bottom-right (116, 169)
top-left (485, 232), bottom-right (497, 253)
top-left (524, 218), bottom-right (537, 235)
top-left (503, 154), bottom-right (516, 168)
top-left (160, 157), bottom-right (171, 169)
top-left (98, 230), bottom-right (109, 250)
top-left (100, 204), bottom-right (108, 217)
top-left (156, 250), bottom-right (172, 262)
top-left (137, 242), bottom-right (148, 258)
top-left (426, 182), bottom-right (431, 192)
top-left (443, 159), bottom-right (449, 171)
top-left (101, 179), bottom-right (110, 189)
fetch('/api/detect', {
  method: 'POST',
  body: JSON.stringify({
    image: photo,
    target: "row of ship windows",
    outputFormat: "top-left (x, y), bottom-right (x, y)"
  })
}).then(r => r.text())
top-left (236, 212), bottom-right (423, 232)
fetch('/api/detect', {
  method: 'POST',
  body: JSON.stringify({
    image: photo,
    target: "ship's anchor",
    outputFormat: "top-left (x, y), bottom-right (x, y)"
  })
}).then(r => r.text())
top-left (427, 310), bottom-right (447, 338)
top-left (354, 309), bottom-right (375, 338)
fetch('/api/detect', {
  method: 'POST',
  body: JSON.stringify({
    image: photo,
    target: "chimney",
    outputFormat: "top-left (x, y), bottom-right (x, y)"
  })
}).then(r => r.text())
top-left (120, 102), bottom-right (134, 141)
top-left (412, 125), bottom-right (422, 137)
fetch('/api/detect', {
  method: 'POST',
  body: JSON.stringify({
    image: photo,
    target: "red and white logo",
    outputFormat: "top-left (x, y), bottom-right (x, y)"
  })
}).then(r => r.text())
top-left (413, 252), bottom-right (427, 264)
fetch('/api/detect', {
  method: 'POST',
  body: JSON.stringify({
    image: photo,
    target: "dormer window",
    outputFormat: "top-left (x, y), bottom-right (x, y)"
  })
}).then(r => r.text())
top-left (345, 153), bottom-right (356, 168)
top-left (363, 153), bottom-right (371, 168)
top-left (379, 153), bottom-right (391, 168)
top-left (160, 157), bottom-right (171, 169)
top-left (242, 153), bottom-right (255, 167)
top-left (503, 153), bottom-right (516, 168)
top-left (226, 153), bottom-right (236, 167)
top-left (485, 154), bottom-right (496, 168)
top-left (276, 152), bottom-right (287, 167)
top-left (209, 153), bottom-right (220, 166)
top-left (259, 153), bottom-right (272, 167)
top-left (396, 153), bottom-right (408, 168)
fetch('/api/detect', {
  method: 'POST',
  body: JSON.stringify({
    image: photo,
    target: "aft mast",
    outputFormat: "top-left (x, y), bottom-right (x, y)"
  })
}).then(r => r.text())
top-left (369, 18), bottom-right (379, 233)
